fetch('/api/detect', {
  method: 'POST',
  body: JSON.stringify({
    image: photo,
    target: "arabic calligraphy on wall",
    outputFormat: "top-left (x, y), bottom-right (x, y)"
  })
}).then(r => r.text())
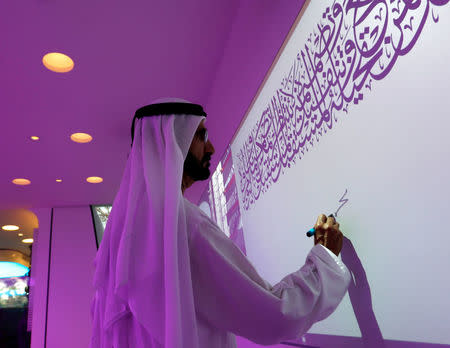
top-left (235, 0), bottom-right (449, 211)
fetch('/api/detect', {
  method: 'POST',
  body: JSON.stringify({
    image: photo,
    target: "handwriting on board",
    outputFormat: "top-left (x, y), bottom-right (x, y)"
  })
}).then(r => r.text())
top-left (335, 188), bottom-right (349, 218)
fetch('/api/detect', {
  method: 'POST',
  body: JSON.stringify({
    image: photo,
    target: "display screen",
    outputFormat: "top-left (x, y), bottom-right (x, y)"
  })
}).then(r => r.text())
top-left (0, 276), bottom-right (29, 308)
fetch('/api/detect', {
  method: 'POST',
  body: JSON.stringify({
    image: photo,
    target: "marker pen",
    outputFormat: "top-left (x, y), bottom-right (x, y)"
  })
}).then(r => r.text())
top-left (306, 214), bottom-right (335, 237)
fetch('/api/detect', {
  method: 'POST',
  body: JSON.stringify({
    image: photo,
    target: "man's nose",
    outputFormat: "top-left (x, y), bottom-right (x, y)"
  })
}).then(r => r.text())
top-left (206, 139), bottom-right (215, 155)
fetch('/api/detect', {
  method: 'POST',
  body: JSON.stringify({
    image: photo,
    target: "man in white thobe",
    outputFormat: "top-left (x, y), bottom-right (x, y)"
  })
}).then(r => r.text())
top-left (90, 98), bottom-right (351, 348)
top-left (182, 116), bottom-right (351, 347)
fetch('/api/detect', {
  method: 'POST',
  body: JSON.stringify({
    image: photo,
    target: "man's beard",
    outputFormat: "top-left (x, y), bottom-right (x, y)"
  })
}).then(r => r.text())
top-left (183, 152), bottom-right (211, 181)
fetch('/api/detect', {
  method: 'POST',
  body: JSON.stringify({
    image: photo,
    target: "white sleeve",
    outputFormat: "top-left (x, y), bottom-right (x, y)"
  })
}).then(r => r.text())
top-left (189, 218), bottom-right (351, 346)
top-left (317, 243), bottom-right (343, 263)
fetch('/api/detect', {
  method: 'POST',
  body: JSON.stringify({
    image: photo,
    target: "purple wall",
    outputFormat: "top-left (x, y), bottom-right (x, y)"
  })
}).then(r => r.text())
top-left (46, 206), bottom-right (96, 348)
top-left (30, 207), bottom-right (97, 348)
top-left (29, 208), bottom-right (51, 348)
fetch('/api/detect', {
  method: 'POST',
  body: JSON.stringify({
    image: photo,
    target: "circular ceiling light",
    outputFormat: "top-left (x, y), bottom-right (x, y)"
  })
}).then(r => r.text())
top-left (2, 225), bottom-right (19, 231)
top-left (18, 233), bottom-right (23, 237)
top-left (70, 133), bottom-right (93, 143)
top-left (12, 178), bottom-right (31, 186)
top-left (30, 136), bottom-right (40, 141)
top-left (56, 179), bottom-right (62, 182)
top-left (86, 177), bottom-right (103, 184)
top-left (42, 52), bottom-right (74, 73)
top-left (21, 239), bottom-right (33, 244)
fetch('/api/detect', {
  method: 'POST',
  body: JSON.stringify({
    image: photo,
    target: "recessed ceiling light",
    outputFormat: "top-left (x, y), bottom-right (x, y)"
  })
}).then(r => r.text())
top-left (2, 225), bottom-right (19, 231)
top-left (42, 52), bottom-right (74, 73)
top-left (70, 133), bottom-right (93, 143)
top-left (12, 178), bottom-right (31, 185)
top-left (86, 177), bottom-right (103, 184)
top-left (30, 136), bottom-right (40, 141)
top-left (56, 179), bottom-right (62, 182)
top-left (18, 233), bottom-right (23, 237)
top-left (22, 239), bottom-right (33, 244)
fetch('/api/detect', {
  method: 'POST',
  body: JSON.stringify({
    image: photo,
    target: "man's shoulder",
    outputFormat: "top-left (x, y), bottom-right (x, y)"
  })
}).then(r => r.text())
top-left (183, 198), bottom-right (211, 225)
top-left (183, 198), bottom-right (220, 233)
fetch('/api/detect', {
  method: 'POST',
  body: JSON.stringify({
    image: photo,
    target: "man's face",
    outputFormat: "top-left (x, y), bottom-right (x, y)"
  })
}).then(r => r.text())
top-left (183, 119), bottom-right (215, 181)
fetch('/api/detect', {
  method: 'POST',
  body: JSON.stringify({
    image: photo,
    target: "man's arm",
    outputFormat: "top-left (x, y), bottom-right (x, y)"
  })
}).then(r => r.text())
top-left (189, 218), bottom-right (351, 345)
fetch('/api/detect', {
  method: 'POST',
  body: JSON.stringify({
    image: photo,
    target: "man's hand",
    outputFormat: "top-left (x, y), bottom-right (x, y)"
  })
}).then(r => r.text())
top-left (313, 214), bottom-right (343, 257)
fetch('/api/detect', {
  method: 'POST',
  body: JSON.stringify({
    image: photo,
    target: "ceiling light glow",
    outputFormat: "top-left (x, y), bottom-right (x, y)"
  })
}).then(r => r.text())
top-left (2, 225), bottom-right (19, 231)
top-left (0, 262), bottom-right (29, 278)
top-left (12, 179), bottom-right (31, 186)
top-left (70, 133), bottom-right (93, 143)
top-left (42, 52), bottom-right (74, 73)
top-left (87, 177), bottom-right (103, 184)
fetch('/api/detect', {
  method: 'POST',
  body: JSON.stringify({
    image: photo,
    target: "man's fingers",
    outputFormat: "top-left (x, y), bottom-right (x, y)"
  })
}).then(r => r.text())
top-left (315, 233), bottom-right (325, 245)
top-left (314, 227), bottom-right (325, 245)
top-left (325, 217), bottom-right (340, 232)
top-left (326, 216), bottom-right (336, 226)
top-left (315, 214), bottom-right (327, 228)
